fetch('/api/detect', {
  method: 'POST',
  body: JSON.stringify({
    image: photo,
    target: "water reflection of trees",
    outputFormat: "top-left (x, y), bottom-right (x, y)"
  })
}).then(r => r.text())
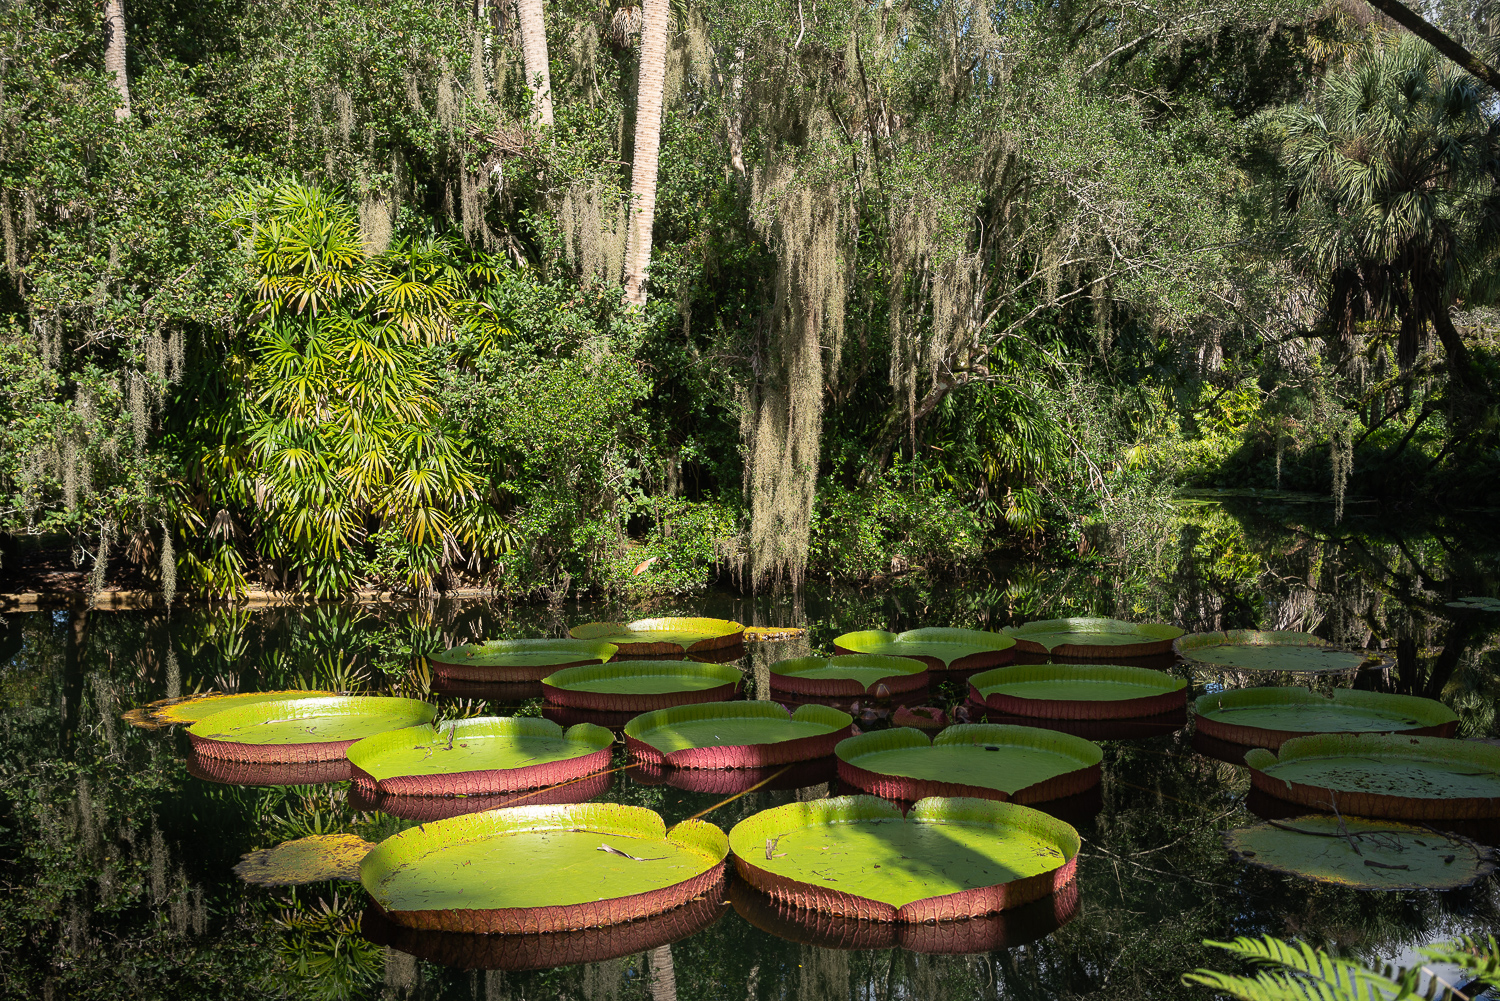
top-left (1, 514), bottom-right (1497, 1000)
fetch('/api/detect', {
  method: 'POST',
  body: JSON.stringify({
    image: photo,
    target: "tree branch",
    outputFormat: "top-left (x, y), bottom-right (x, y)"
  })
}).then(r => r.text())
top-left (1363, 0), bottom-right (1500, 93)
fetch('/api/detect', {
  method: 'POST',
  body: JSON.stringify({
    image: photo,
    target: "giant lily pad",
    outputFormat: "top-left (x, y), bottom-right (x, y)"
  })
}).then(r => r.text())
top-left (768, 654), bottom-right (929, 698)
top-left (1175, 630), bottom-right (1369, 674)
top-left (350, 770), bottom-right (614, 823)
top-left (568, 617), bottom-right (745, 656)
top-left (835, 725), bottom-right (1101, 805)
top-left (730, 875), bottom-right (1079, 954)
top-left (124, 689), bottom-right (337, 730)
top-left (970, 706), bottom-right (1186, 741)
top-left (729, 796), bottom-right (1079, 922)
top-left (542, 660), bottom-right (743, 712)
top-left (425, 639), bottom-right (618, 683)
top-left (346, 716), bottom-right (613, 798)
top-left (1445, 596), bottom-right (1500, 613)
top-left (623, 701), bottom-right (852, 769)
top-left (188, 696), bottom-right (436, 763)
top-left (1003, 618), bottom-right (1184, 659)
top-left (629, 757), bottom-right (838, 796)
top-left (360, 882), bottom-right (729, 972)
top-left (968, 663), bottom-right (1187, 720)
top-left (1224, 815), bottom-right (1496, 891)
top-left (1245, 733), bottom-right (1500, 821)
top-left (831, 628), bottom-right (1016, 674)
top-left (186, 750), bottom-right (354, 787)
top-left (359, 803), bottom-right (729, 933)
top-left (1195, 687), bottom-right (1458, 749)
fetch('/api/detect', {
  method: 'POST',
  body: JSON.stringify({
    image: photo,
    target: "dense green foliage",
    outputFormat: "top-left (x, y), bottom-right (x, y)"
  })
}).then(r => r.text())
top-left (2, 0), bottom-right (1498, 599)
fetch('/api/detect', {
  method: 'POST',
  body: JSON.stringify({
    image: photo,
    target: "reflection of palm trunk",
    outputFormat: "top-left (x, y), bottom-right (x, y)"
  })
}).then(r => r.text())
top-left (648, 944), bottom-right (677, 1001)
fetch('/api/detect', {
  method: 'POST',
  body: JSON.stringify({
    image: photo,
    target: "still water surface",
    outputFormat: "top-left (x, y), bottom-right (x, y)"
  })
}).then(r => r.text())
top-left (2, 497), bottom-right (1498, 1000)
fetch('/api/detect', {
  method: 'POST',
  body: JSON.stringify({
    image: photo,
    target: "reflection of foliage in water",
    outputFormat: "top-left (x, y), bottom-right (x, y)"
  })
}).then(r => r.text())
top-left (0, 505), bottom-right (1496, 1000)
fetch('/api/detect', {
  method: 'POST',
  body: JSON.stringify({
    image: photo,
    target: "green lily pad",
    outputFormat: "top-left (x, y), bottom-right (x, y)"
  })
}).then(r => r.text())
top-left (1446, 596), bottom-right (1500, 613)
top-left (831, 628), bottom-right (1016, 672)
top-left (1224, 815), bottom-right (1496, 890)
top-left (426, 639), bottom-right (618, 682)
top-left (1246, 733), bottom-right (1500, 820)
top-left (123, 689), bottom-right (338, 729)
top-left (623, 701), bottom-right (852, 768)
top-left (234, 834), bottom-right (374, 886)
top-left (346, 717), bottom-right (614, 796)
top-left (1003, 618), bottom-right (1184, 658)
top-left (728, 796), bottom-right (1079, 920)
top-left (768, 655), bottom-right (929, 697)
top-left (188, 696), bottom-right (437, 761)
top-left (569, 617), bottom-right (745, 656)
top-left (1195, 687), bottom-right (1458, 749)
top-left (1175, 631), bottom-right (1369, 674)
top-left (359, 803), bottom-right (729, 933)
top-left (836, 725), bottom-right (1102, 804)
top-left (968, 664), bottom-right (1186, 720)
top-left (542, 660), bottom-right (744, 712)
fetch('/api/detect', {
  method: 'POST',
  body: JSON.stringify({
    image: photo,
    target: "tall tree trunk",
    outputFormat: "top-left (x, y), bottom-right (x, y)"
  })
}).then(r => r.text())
top-left (515, 0), bottom-right (553, 126)
top-left (622, 0), bottom-right (670, 306)
top-left (648, 945), bottom-right (677, 1001)
top-left (103, 0), bottom-right (131, 119)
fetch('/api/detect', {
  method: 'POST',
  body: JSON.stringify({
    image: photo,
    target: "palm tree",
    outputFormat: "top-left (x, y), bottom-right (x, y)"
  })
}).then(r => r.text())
top-left (103, 0), bottom-right (131, 119)
top-left (621, 0), bottom-right (670, 306)
top-left (1271, 34), bottom-right (1500, 391)
top-left (516, 0), bottom-right (553, 126)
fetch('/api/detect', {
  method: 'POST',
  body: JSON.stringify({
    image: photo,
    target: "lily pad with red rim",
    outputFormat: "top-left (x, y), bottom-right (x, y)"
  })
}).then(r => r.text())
top-left (831, 628), bottom-right (1017, 674)
top-left (728, 795), bottom-right (1079, 922)
top-left (968, 706), bottom-right (1186, 741)
top-left (1224, 815), bottom-right (1495, 890)
top-left (425, 639), bottom-right (618, 683)
top-left (359, 879), bottom-right (729, 972)
top-left (568, 617), bottom-right (745, 656)
top-left (1244, 733), bottom-right (1500, 821)
top-left (768, 654), bottom-right (929, 697)
top-left (1194, 687), bottom-right (1458, 749)
top-left (234, 834), bottom-right (374, 886)
top-left (349, 770), bottom-right (616, 823)
top-left (359, 803), bottom-right (729, 933)
top-left (345, 716), bottom-right (614, 798)
top-left (1003, 618), bottom-right (1184, 659)
top-left (629, 756), bottom-right (838, 795)
top-left (968, 663), bottom-right (1187, 720)
top-left (622, 701), bottom-right (852, 769)
top-left (187, 696), bottom-right (436, 763)
top-left (124, 689), bottom-right (338, 729)
top-left (729, 874), bottom-right (1079, 953)
top-left (186, 750), bottom-right (354, 787)
top-left (835, 725), bottom-right (1102, 804)
top-left (1175, 630), bottom-right (1370, 674)
top-left (541, 660), bottom-right (743, 713)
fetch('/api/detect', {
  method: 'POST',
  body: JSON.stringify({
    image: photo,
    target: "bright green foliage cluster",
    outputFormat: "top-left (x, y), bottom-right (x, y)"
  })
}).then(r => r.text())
top-left (1185, 934), bottom-right (1500, 1001)
top-left (1, 0), bottom-right (1497, 600)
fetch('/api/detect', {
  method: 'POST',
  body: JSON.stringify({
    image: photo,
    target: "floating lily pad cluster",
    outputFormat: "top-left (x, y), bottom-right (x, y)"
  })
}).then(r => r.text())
top-left (128, 606), bottom-right (1492, 958)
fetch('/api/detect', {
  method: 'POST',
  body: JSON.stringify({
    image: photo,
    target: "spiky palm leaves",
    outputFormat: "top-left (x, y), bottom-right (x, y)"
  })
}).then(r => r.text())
top-left (1269, 36), bottom-right (1500, 384)
top-left (201, 183), bottom-right (512, 597)
top-left (1184, 934), bottom-right (1499, 1001)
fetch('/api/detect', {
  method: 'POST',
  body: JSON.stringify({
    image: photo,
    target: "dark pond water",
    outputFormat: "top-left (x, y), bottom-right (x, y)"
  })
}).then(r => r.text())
top-left (2, 496), bottom-right (1498, 1000)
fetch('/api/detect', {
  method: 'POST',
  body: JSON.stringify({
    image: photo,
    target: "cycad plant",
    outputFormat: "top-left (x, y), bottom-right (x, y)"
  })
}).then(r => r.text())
top-left (188, 183), bottom-right (513, 597)
top-left (1267, 34), bottom-right (1500, 388)
top-left (1185, 934), bottom-right (1500, 1001)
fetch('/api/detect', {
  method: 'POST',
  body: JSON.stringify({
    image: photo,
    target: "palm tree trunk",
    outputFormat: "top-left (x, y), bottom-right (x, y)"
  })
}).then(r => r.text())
top-left (103, 0), bottom-right (131, 119)
top-left (648, 944), bottom-right (677, 1001)
top-left (621, 0), bottom-right (670, 306)
top-left (515, 0), bottom-right (553, 126)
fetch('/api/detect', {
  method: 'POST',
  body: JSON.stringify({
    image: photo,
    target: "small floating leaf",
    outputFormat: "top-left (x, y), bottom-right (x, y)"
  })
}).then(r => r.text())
top-left (1224, 815), bottom-right (1495, 890)
top-left (234, 834), bottom-right (374, 886)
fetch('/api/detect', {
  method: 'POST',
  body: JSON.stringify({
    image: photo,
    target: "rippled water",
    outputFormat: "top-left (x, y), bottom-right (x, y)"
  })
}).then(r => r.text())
top-left (2, 497), bottom-right (1497, 1000)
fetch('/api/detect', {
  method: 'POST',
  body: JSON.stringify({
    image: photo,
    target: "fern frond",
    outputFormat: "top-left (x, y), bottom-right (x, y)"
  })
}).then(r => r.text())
top-left (1186, 937), bottom-right (1419, 1001)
